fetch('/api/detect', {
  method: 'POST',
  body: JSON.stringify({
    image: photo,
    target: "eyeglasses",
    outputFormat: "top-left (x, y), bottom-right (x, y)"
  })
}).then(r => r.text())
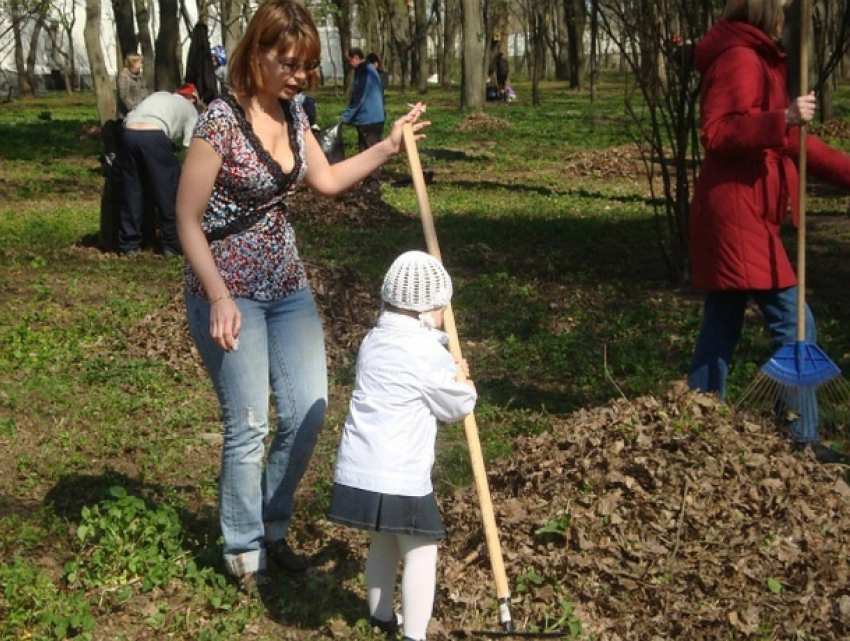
top-left (272, 57), bottom-right (321, 74)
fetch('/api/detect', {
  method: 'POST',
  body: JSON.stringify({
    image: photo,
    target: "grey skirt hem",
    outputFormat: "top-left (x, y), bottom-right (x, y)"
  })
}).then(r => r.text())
top-left (328, 483), bottom-right (446, 540)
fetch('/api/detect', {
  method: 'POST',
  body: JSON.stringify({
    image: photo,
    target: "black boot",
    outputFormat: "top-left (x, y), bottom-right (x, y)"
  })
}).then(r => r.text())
top-left (369, 614), bottom-right (400, 636)
top-left (795, 441), bottom-right (850, 465)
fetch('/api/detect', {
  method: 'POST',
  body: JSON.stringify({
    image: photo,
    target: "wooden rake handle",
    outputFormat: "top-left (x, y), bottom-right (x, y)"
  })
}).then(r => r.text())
top-left (797, 0), bottom-right (811, 341)
top-left (402, 123), bottom-right (515, 632)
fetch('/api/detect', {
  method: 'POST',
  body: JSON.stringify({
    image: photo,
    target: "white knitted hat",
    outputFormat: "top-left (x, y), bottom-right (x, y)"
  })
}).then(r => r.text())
top-left (381, 251), bottom-right (453, 312)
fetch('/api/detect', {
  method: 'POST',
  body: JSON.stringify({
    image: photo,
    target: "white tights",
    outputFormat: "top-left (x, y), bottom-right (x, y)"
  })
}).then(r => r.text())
top-left (366, 532), bottom-right (439, 641)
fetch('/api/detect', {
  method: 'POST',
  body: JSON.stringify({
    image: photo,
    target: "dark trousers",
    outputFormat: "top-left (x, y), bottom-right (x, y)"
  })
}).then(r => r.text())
top-left (687, 287), bottom-right (818, 443)
top-left (119, 129), bottom-right (181, 253)
top-left (356, 122), bottom-right (385, 186)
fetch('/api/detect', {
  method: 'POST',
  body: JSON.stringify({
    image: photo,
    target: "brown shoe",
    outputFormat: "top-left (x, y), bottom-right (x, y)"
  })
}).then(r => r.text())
top-left (267, 538), bottom-right (308, 573)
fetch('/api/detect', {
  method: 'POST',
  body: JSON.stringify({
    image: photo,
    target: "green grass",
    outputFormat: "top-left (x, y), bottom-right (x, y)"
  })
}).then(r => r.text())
top-left (1, 78), bottom-right (849, 639)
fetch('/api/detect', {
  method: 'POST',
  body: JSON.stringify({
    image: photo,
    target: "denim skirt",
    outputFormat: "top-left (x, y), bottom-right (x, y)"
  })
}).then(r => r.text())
top-left (328, 483), bottom-right (445, 540)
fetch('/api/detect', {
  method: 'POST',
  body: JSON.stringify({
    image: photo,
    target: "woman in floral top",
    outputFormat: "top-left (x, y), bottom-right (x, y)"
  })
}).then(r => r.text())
top-left (176, 0), bottom-right (428, 595)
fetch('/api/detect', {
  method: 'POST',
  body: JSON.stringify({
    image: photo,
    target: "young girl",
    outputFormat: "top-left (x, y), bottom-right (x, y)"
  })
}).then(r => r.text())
top-left (328, 251), bottom-right (478, 641)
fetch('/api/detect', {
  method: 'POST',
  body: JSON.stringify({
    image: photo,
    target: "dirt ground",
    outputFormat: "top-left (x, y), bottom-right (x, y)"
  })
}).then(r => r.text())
top-left (111, 180), bottom-right (850, 640)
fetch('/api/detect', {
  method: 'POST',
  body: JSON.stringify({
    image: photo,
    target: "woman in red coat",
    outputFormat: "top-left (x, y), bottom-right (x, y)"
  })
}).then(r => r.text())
top-left (688, 0), bottom-right (850, 464)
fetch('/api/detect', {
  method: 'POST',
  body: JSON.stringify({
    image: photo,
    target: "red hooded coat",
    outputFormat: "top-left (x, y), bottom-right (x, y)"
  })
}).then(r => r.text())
top-left (690, 19), bottom-right (850, 291)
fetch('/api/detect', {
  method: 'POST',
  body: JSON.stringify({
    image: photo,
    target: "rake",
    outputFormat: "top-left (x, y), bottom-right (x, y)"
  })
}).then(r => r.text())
top-left (736, 0), bottom-right (850, 440)
top-left (402, 124), bottom-right (564, 638)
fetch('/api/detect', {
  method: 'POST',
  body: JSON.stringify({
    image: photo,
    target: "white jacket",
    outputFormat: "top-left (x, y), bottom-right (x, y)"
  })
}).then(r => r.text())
top-left (334, 311), bottom-right (478, 496)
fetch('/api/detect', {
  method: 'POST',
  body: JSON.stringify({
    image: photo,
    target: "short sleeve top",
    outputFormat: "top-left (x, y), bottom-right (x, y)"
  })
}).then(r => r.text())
top-left (184, 94), bottom-right (311, 301)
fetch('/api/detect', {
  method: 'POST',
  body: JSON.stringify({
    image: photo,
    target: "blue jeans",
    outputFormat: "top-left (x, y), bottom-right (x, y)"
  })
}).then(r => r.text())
top-left (687, 287), bottom-right (818, 443)
top-left (186, 287), bottom-right (327, 575)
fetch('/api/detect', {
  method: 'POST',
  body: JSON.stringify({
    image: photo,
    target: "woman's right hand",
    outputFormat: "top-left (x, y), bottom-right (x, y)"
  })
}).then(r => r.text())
top-left (786, 91), bottom-right (816, 127)
top-left (210, 296), bottom-right (241, 352)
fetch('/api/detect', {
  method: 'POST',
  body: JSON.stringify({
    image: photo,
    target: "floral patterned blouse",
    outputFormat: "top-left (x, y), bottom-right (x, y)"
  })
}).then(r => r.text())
top-left (184, 93), bottom-right (310, 301)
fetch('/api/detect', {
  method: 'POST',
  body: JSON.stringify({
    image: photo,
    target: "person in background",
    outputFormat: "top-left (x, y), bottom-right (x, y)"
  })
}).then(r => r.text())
top-left (687, 0), bottom-right (850, 464)
top-left (329, 251), bottom-right (477, 641)
top-left (492, 51), bottom-right (509, 100)
top-left (366, 52), bottom-right (389, 93)
top-left (117, 53), bottom-right (149, 119)
top-left (340, 47), bottom-right (386, 192)
top-left (175, 0), bottom-right (429, 596)
top-left (299, 92), bottom-right (318, 129)
top-left (211, 45), bottom-right (229, 96)
top-left (118, 83), bottom-right (199, 256)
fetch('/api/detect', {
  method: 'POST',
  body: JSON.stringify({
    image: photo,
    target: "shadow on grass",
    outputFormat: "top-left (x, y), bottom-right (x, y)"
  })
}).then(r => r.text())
top-left (0, 120), bottom-right (101, 161)
top-left (437, 178), bottom-right (662, 206)
top-left (306, 193), bottom-right (849, 421)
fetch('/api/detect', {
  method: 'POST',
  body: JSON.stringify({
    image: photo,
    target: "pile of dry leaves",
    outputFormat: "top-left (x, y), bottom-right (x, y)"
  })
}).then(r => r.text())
top-left (437, 385), bottom-right (850, 640)
top-left (561, 145), bottom-right (648, 180)
top-left (457, 112), bottom-right (511, 133)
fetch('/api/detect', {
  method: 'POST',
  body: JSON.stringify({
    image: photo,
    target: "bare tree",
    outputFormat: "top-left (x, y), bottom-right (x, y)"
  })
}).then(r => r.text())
top-left (529, 0), bottom-right (546, 104)
top-left (220, 0), bottom-right (248, 54)
top-left (438, 0), bottom-right (459, 89)
top-left (330, 0), bottom-right (352, 90)
top-left (154, 0), bottom-right (180, 90)
top-left (51, 0), bottom-right (80, 91)
top-left (484, 0), bottom-right (509, 71)
top-left (563, 0), bottom-right (586, 89)
top-left (84, 0), bottom-right (116, 123)
top-left (800, 0), bottom-right (850, 120)
top-left (460, 0), bottom-right (485, 108)
top-left (134, 0), bottom-right (155, 89)
top-left (10, 0), bottom-right (32, 96)
top-left (46, 19), bottom-right (72, 92)
top-left (413, 0), bottom-right (429, 93)
top-left (551, 0), bottom-right (571, 81)
top-left (112, 0), bottom-right (138, 62)
top-left (384, 0), bottom-right (411, 91)
top-left (599, 0), bottom-right (722, 283)
top-left (24, 1), bottom-right (49, 95)
top-left (589, 0), bottom-right (600, 101)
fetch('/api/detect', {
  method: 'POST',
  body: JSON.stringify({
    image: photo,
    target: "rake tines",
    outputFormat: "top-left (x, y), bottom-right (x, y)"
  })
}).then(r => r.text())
top-left (736, 342), bottom-right (850, 439)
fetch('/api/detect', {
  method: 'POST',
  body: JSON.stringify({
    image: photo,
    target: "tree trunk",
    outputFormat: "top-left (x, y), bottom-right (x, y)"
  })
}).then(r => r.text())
top-left (530, 2), bottom-right (546, 105)
top-left (10, 0), bottom-right (33, 97)
top-left (332, 0), bottom-right (352, 91)
top-left (84, 0), bottom-right (116, 124)
top-left (414, 0), bottom-right (429, 93)
top-left (25, 8), bottom-right (48, 97)
top-left (460, 0), bottom-right (485, 109)
top-left (811, 0), bottom-right (835, 120)
top-left (112, 0), bottom-right (138, 62)
top-left (135, 0), bottom-right (155, 90)
top-left (564, 0), bottom-right (586, 90)
top-left (48, 21), bottom-right (73, 94)
top-left (553, 1), bottom-right (571, 81)
top-left (440, 0), bottom-right (458, 89)
top-left (155, 0), bottom-right (181, 90)
top-left (220, 0), bottom-right (248, 54)
top-left (386, 0), bottom-right (411, 91)
top-left (589, 0), bottom-right (599, 102)
top-left (485, 0), bottom-right (509, 79)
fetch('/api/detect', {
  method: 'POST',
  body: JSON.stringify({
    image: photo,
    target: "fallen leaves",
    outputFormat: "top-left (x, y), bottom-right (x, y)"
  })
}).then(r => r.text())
top-left (437, 384), bottom-right (850, 639)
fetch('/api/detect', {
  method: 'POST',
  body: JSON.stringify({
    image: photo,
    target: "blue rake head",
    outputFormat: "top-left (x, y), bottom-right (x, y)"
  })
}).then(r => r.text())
top-left (762, 340), bottom-right (841, 387)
